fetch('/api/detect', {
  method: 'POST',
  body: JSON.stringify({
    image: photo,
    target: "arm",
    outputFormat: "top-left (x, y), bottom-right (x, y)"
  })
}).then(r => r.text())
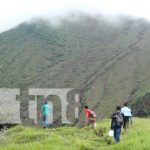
top-left (84, 109), bottom-right (89, 118)
top-left (130, 110), bottom-right (133, 124)
top-left (40, 106), bottom-right (43, 117)
top-left (121, 113), bottom-right (125, 128)
top-left (110, 114), bottom-right (114, 129)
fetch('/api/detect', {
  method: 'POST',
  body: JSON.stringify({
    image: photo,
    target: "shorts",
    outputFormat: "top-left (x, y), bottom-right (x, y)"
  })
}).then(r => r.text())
top-left (124, 116), bottom-right (130, 127)
top-left (87, 117), bottom-right (96, 126)
top-left (124, 116), bottom-right (130, 122)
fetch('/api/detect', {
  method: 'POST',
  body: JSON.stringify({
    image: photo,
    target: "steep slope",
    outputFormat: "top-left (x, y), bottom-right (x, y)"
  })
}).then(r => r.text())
top-left (0, 14), bottom-right (150, 125)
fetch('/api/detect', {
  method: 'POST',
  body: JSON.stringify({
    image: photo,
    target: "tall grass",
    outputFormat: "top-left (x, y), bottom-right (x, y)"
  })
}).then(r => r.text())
top-left (0, 118), bottom-right (150, 150)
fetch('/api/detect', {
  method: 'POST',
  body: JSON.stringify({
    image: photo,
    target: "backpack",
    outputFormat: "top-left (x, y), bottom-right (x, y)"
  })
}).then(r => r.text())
top-left (115, 113), bottom-right (124, 126)
top-left (90, 110), bottom-right (96, 118)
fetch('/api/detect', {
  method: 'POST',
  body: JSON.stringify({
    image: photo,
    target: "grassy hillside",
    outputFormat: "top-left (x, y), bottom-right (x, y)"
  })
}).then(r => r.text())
top-left (0, 14), bottom-right (150, 125)
top-left (0, 118), bottom-right (150, 150)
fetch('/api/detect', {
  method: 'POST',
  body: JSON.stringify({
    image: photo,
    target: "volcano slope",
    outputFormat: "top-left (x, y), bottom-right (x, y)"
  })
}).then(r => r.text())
top-left (0, 14), bottom-right (150, 125)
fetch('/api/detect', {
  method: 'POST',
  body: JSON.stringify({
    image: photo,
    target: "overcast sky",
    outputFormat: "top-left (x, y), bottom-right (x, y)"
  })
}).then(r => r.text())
top-left (0, 0), bottom-right (150, 33)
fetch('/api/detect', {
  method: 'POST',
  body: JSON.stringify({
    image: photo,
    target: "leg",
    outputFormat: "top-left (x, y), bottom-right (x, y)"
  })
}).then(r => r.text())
top-left (125, 121), bottom-right (129, 133)
top-left (84, 119), bottom-right (90, 129)
top-left (45, 115), bottom-right (49, 128)
top-left (42, 115), bottom-right (46, 128)
top-left (113, 128), bottom-right (117, 142)
top-left (90, 118), bottom-right (98, 134)
top-left (125, 117), bottom-right (129, 133)
top-left (124, 116), bottom-right (129, 133)
top-left (115, 128), bottom-right (121, 143)
top-left (92, 122), bottom-right (98, 134)
top-left (130, 117), bottom-right (133, 125)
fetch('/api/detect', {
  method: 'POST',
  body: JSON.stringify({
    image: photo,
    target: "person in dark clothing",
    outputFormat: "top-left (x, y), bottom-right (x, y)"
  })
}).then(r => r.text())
top-left (111, 106), bottom-right (124, 143)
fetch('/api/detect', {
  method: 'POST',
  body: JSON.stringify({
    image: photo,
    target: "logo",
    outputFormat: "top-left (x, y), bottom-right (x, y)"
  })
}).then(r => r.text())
top-left (0, 88), bottom-right (81, 125)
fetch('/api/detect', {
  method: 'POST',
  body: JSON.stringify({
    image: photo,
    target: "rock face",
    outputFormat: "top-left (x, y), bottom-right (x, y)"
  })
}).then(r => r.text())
top-left (0, 14), bottom-right (150, 126)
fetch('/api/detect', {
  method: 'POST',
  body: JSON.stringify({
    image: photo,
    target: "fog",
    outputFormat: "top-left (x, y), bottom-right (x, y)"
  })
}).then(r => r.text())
top-left (0, 0), bottom-right (150, 33)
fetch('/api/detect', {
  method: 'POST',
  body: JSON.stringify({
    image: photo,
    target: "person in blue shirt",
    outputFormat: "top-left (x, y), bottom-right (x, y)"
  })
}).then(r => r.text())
top-left (40, 101), bottom-right (51, 128)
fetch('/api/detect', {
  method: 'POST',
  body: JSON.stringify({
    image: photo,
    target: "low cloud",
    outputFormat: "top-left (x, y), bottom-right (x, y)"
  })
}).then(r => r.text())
top-left (0, 0), bottom-right (150, 33)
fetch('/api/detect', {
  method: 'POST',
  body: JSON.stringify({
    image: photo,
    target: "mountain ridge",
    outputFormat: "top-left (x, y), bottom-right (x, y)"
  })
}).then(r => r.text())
top-left (0, 14), bottom-right (150, 125)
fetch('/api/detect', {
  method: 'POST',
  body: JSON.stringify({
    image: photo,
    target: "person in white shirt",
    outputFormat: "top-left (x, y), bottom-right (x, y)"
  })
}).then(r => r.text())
top-left (121, 102), bottom-right (132, 133)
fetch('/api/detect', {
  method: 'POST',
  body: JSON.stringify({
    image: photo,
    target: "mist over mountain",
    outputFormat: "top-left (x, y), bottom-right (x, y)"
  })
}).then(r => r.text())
top-left (0, 14), bottom-right (150, 125)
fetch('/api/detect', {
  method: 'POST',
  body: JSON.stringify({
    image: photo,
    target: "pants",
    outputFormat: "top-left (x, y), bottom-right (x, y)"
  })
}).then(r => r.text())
top-left (114, 128), bottom-right (121, 143)
top-left (43, 115), bottom-right (49, 128)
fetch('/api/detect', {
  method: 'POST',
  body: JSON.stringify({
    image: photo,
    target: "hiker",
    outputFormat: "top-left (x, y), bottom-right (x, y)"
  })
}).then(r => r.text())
top-left (111, 106), bottom-right (124, 143)
top-left (121, 102), bottom-right (132, 133)
top-left (84, 105), bottom-right (97, 133)
top-left (40, 101), bottom-right (51, 128)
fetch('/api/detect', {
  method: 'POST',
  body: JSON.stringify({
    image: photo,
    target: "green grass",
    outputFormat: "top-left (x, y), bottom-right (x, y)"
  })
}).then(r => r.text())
top-left (0, 118), bottom-right (150, 150)
top-left (1, 15), bottom-right (150, 123)
top-left (104, 118), bottom-right (150, 150)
